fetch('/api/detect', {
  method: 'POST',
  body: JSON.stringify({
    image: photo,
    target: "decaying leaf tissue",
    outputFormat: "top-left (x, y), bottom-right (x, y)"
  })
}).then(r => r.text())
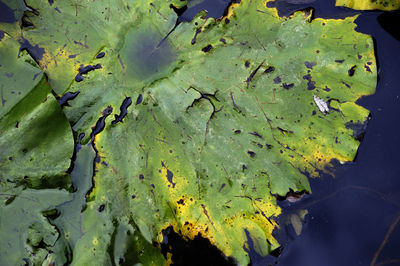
top-left (0, 0), bottom-right (377, 265)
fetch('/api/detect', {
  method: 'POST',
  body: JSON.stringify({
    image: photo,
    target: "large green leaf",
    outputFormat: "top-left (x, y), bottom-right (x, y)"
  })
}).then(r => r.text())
top-left (336, 0), bottom-right (400, 10)
top-left (0, 0), bottom-right (377, 264)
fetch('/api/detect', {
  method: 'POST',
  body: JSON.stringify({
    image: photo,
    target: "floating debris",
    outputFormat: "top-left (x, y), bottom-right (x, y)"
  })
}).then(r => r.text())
top-left (313, 95), bottom-right (329, 114)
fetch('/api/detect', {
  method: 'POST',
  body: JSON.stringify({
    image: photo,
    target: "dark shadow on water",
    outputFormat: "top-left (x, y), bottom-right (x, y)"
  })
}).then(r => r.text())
top-left (377, 10), bottom-right (400, 41)
top-left (161, 226), bottom-right (236, 266)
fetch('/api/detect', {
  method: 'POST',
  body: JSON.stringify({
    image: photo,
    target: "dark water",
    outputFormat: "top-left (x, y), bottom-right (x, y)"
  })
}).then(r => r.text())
top-left (179, 0), bottom-right (237, 21)
top-left (0, 1), bottom-right (16, 23)
top-left (182, 1), bottom-right (400, 265)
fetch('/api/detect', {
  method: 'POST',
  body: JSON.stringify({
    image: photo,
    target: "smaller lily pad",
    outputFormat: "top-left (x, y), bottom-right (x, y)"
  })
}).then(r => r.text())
top-left (336, 0), bottom-right (400, 10)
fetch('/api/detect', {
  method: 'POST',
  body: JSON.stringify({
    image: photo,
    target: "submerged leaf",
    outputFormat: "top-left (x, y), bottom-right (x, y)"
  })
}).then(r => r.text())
top-left (0, 188), bottom-right (71, 265)
top-left (336, 0), bottom-right (400, 10)
top-left (0, 0), bottom-right (377, 264)
top-left (48, 144), bottom-right (166, 265)
top-left (288, 209), bottom-right (308, 236)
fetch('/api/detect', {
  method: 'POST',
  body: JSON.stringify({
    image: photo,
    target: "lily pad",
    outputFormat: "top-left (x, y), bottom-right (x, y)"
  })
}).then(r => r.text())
top-left (0, 34), bottom-right (74, 188)
top-left (0, 32), bottom-right (75, 265)
top-left (0, 0), bottom-right (377, 264)
top-left (336, 0), bottom-right (400, 10)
